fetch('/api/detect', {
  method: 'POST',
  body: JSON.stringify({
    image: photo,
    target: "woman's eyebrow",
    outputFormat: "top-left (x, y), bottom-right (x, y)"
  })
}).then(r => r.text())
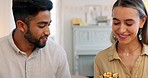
top-left (125, 19), bottom-right (134, 22)
top-left (113, 18), bottom-right (119, 21)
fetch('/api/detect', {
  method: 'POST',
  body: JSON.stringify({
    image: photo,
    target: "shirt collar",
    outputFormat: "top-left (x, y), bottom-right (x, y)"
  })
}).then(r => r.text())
top-left (8, 30), bottom-right (41, 54)
top-left (108, 42), bottom-right (120, 61)
top-left (8, 30), bottom-right (21, 54)
top-left (141, 43), bottom-right (148, 55)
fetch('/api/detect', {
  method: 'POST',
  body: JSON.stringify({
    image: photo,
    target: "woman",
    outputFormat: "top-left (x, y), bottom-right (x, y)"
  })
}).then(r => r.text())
top-left (94, 0), bottom-right (148, 78)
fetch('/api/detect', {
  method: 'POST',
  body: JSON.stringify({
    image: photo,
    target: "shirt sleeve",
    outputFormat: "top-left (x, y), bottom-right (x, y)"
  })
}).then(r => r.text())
top-left (94, 56), bottom-right (101, 78)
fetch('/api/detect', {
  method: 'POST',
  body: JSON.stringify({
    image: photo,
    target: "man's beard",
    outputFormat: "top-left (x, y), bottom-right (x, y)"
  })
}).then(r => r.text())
top-left (24, 29), bottom-right (46, 48)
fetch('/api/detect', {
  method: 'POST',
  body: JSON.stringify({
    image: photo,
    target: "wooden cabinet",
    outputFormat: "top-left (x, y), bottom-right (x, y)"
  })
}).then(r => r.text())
top-left (72, 25), bottom-right (112, 77)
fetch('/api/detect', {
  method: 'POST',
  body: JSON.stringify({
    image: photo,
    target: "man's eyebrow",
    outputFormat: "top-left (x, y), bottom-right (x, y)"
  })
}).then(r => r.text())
top-left (37, 20), bottom-right (52, 24)
top-left (37, 22), bottom-right (48, 24)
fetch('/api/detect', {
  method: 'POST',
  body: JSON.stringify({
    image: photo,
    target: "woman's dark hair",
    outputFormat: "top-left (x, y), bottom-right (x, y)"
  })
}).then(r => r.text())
top-left (12, 0), bottom-right (53, 26)
top-left (111, 0), bottom-right (148, 44)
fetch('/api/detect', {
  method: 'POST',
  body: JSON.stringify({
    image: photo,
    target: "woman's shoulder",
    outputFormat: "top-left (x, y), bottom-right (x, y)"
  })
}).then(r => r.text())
top-left (94, 42), bottom-right (116, 60)
top-left (96, 46), bottom-right (112, 56)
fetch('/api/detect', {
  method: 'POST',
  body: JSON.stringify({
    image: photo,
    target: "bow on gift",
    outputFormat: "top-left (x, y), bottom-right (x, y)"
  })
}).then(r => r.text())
top-left (99, 72), bottom-right (119, 78)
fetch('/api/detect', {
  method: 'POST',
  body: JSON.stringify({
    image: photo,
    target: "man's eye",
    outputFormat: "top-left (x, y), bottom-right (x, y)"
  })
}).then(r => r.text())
top-left (39, 26), bottom-right (45, 28)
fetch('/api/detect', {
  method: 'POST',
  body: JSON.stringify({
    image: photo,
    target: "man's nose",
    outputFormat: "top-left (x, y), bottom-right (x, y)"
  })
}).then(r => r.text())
top-left (44, 27), bottom-right (50, 36)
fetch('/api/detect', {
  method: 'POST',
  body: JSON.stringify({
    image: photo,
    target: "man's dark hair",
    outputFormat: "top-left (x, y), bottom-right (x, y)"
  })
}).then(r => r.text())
top-left (12, 0), bottom-right (53, 26)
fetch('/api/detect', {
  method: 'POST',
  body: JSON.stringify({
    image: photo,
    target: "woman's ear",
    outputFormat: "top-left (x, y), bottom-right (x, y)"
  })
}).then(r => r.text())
top-left (140, 16), bottom-right (147, 28)
top-left (16, 20), bottom-right (28, 32)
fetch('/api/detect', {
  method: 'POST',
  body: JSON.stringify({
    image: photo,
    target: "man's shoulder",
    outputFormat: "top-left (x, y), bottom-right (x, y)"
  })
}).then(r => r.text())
top-left (0, 35), bottom-right (9, 43)
top-left (0, 35), bottom-right (11, 52)
top-left (43, 39), bottom-right (66, 54)
top-left (40, 39), bottom-right (67, 61)
top-left (46, 39), bottom-right (61, 48)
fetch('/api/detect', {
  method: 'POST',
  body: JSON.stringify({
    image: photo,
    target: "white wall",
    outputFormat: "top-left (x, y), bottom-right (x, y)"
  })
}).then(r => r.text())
top-left (0, 0), bottom-right (15, 37)
top-left (59, 0), bottom-right (115, 74)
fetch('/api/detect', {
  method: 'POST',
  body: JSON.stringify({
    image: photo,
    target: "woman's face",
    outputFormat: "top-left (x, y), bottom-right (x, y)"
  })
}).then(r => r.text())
top-left (112, 6), bottom-right (145, 44)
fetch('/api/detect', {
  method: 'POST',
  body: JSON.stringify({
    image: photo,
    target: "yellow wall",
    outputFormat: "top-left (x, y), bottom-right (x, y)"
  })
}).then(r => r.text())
top-left (145, 1), bottom-right (148, 10)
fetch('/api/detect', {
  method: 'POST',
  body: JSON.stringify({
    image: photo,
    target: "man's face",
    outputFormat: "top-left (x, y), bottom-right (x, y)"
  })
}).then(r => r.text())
top-left (24, 10), bottom-right (51, 48)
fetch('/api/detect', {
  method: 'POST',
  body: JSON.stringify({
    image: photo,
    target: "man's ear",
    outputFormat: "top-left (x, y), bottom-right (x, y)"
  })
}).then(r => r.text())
top-left (140, 16), bottom-right (147, 28)
top-left (16, 20), bottom-right (28, 32)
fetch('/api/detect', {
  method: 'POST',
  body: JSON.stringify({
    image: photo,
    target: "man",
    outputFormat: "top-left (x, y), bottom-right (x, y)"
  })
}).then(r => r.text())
top-left (0, 0), bottom-right (71, 78)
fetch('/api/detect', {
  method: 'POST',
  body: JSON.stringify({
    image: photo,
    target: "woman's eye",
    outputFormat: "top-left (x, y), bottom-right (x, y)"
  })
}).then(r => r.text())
top-left (126, 23), bottom-right (133, 26)
top-left (125, 20), bottom-right (134, 26)
top-left (113, 22), bottom-right (120, 25)
top-left (113, 20), bottom-right (120, 25)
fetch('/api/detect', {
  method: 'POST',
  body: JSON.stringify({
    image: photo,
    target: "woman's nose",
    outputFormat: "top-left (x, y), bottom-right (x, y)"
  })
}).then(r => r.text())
top-left (119, 24), bottom-right (126, 33)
